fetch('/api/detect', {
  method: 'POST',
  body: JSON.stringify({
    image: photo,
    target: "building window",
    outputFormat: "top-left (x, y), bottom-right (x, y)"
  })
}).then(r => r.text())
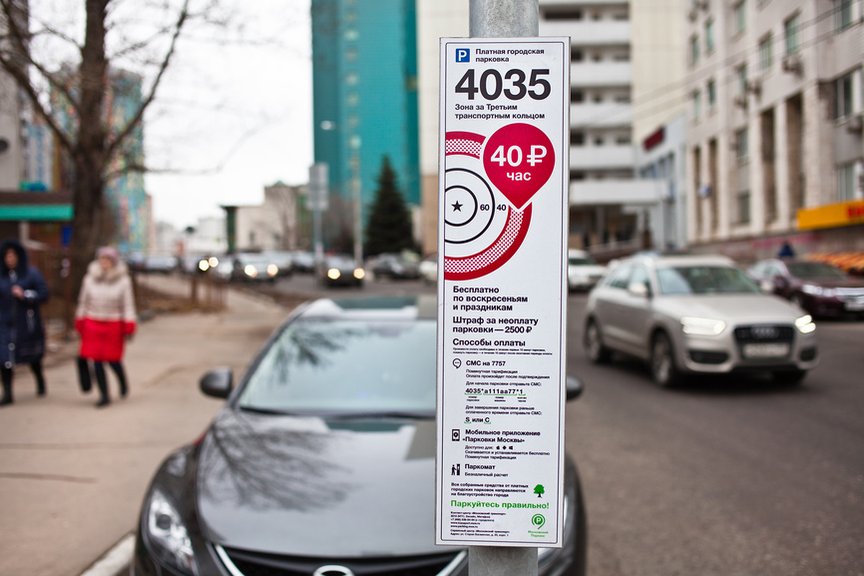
top-left (345, 28), bottom-right (358, 42)
top-left (707, 79), bottom-right (716, 110)
top-left (734, 1), bottom-right (746, 35)
top-left (784, 14), bottom-right (800, 55)
top-left (572, 131), bottom-right (585, 145)
top-left (736, 64), bottom-right (748, 96)
top-left (616, 135), bottom-right (632, 145)
top-left (835, 71), bottom-right (854, 120)
top-left (705, 19), bottom-right (715, 54)
top-left (735, 128), bottom-right (749, 163)
top-left (836, 162), bottom-right (858, 201)
top-left (693, 89), bottom-right (702, 119)
top-left (573, 50), bottom-right (584, 62)
top-left (345, 72), bottom-right (358, 86)
top-left (758, 34), bottom-right (773, 71)
top-left (572, 90), bottom-right (584, 102)
top-left (737, 191), bottom-right (751, 224)
top-left (836, 0), bottom-right (853, 31)
top-left (690, 35), bottom-right (700, 67)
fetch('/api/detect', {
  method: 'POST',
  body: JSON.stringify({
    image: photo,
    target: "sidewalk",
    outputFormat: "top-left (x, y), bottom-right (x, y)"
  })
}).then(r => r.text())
top-left (0, 278), bottom-right (292, 576)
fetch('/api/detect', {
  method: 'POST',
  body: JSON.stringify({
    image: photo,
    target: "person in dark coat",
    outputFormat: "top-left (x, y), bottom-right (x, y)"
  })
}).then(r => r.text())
top-left (0, 240), bottom-right (50, 406)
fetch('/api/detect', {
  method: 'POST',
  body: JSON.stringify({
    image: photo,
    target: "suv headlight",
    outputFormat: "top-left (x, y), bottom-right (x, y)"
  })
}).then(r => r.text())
top-left (145, 489), bottom-right (198, 575)
top-left (795, 314), bottom-right (816, 334)
top-left (802, 284), bottom-right (836, 297)
top-left (681, 317), bottom-right (726, 336)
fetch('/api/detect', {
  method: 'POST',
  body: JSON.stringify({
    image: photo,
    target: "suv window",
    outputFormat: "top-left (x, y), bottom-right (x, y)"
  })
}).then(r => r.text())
top-left (606, 264), bottom-right (632, 289)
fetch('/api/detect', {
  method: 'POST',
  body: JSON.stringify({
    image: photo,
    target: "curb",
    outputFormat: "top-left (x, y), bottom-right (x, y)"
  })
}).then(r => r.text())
top-left (79, 533), bottom-right (134, 576)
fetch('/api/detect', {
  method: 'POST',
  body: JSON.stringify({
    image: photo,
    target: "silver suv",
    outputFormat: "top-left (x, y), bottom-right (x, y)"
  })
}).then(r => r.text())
top-left (584, 255), bottom-right (819, 386)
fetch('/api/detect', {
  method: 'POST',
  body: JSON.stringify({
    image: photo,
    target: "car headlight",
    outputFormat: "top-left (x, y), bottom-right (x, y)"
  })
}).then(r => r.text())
top-left (680, 316), bottom-right (727, 336)
top-left (327, 268), bottom-right (341, 280)
top-left (267, 264), bottom-right (279, 276)
top-left (353, 268), bottom-right (366, 280)
top-left (801, 284), bottom-right (836, 297)
top-left (795, 314), bottom-right (816, 334)
top-left (197, 260), bottom-right (210, 272)
top-left (146, 489), bottom-right (198, 575)
top-left (244, 265), bottom-right (257, 278)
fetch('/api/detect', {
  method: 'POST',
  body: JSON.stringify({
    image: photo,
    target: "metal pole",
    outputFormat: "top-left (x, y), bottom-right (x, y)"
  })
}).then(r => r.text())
top-left (468, 2), bottom-right (539, 575)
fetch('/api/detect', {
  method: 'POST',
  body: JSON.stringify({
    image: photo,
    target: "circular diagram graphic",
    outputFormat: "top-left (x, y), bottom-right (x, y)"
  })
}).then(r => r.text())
top-left (443, 131), bottom-right (532, 281)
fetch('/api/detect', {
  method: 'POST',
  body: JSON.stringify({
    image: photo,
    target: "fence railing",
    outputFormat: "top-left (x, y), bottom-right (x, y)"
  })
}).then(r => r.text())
top-left (25, 248), bottom-right (226, 341)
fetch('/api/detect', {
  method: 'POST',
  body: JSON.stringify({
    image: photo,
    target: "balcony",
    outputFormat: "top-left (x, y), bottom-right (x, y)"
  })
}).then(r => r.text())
top-left (539, 21), bottom-right (630, 45)
top-left (570, 144), bottom-right (636, 170)
top-left (568, 179), bottom-right (663, 206)
top-left (571, 102), bottom-right (632, 128)
top-left (571, 62), bottom-right (631, 87)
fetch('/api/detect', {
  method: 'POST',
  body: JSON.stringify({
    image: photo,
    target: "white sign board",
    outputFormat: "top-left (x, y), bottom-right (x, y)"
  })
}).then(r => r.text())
top-left (436, 38), bottom-right (570, 547)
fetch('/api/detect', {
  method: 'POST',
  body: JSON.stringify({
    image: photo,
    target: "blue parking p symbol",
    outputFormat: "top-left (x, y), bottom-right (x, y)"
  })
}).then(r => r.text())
top-left (455, 48), bottom-right (470, 62)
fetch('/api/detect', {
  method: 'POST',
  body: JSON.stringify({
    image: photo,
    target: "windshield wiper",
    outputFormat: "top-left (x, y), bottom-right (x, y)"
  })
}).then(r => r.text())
top-left (238, 405), bottom-right (296, 416)
top-left (323, 410), bottom-right (435, 420)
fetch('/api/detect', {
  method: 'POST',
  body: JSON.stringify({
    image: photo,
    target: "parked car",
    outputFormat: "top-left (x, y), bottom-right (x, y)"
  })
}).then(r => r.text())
top-left (291, 250), bottom-right (316, 274)
top-left (747, 258), bottom-right (864, 318)
top-left (419, 253), bottom-right (438, 284)
top-left (584, 254), bottom-right (819, 387)
top-left (230, 253), bottom-right (280, 283)
top-left (368, 252), bottom-right (421, 280)
top-left (132, 297), bottom-right (587, 576)
top-left (322, 254), bottom-right (365, 287)
top-left (567, 249), bottom-right (606, 292)
top-left (262, 250), bottom-right (294, 277)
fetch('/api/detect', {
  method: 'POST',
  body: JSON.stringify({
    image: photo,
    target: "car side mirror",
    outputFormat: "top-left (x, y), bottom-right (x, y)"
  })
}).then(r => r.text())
top-left (200, 367), bottom-right (233, 399)
top-left (565, 376), bottom-right (583, 401)
top-left (772, 275), bottom-right (788, 289)
top-left (627, 281), bottom-right (650, 298)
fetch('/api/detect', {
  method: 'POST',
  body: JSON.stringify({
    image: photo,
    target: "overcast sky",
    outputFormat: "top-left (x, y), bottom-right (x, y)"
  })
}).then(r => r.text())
top-left (144, 0), bottom-right (313, 229)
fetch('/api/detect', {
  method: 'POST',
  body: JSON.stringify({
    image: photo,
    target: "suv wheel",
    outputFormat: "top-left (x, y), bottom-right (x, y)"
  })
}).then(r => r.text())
top-left (585, 320), bottom-right (611, 364)
top-left (651, 332), bottom-right (681, 388)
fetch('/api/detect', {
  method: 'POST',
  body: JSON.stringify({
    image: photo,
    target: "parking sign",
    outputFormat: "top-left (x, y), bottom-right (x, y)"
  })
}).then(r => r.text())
top-left (436, 37), bottom-right (570, 547)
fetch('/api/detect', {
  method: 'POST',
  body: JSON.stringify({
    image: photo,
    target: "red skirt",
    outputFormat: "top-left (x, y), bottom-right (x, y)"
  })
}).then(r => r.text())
top-left (77, 318), bottom-right (134, 362)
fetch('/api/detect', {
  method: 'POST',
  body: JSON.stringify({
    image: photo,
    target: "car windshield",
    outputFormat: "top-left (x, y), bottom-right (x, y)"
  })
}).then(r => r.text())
top-left (569, 256), bottom-right (595, 266)
top-left (786, 262), bottom-right (846, 279)
top-left (238, 318), bottom-right (436, 414)
top-left (656, 265), bottom-right (760, 295)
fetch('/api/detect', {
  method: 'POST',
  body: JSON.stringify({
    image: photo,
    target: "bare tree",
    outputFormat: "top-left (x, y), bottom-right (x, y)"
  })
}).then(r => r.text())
top-left (0, 0), bottom-right (218, 291)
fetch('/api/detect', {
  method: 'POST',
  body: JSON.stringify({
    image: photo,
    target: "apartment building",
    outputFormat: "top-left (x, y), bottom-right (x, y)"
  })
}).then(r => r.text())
top-left (685, 0), bottom-right (864, 259)
top-left (539, 0), bottom-right (660, 257)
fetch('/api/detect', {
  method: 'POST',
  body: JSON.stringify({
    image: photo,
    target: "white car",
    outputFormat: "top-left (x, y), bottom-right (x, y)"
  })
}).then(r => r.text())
top-left (584, 254), bottom-right (819, 387)
top-left (567, 249), bottom-right (606, 292)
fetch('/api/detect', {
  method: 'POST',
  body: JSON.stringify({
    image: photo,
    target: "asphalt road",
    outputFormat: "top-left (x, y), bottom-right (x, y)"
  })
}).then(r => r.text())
top-left (273, 275), bottom-right (864, 576)
top-left (565, 293), bottom-right (864, 576)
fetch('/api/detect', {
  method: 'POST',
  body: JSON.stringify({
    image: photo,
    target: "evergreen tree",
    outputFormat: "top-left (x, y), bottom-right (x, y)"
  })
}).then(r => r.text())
top-left (365, 156), bottom-right (415, 256)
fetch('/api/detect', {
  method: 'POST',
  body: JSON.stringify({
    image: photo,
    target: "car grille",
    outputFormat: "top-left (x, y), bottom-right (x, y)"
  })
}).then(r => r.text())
top-left (835, 287), bottom-right (864, 299)
top-left (733, 325), bottom-right (794, 343)
top-left (733, 324), bottom-right (795, 361)
top-left (216, 545), bottom-right (466, 576)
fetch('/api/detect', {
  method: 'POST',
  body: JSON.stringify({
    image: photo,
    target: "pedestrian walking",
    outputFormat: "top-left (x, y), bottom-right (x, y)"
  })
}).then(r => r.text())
top-left (75, 246), bottom-right (136, 408)
top-left (0, 239), bottom-right (50, 406)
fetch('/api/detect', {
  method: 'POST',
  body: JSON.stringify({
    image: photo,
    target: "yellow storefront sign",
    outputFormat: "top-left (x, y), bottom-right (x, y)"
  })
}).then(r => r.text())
top-left (797, 199), bottom-right (864, 230)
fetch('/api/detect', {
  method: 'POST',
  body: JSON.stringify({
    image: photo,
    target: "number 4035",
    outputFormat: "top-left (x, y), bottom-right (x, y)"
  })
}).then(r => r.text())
top-left (455, 68), bottom-right (551, 101)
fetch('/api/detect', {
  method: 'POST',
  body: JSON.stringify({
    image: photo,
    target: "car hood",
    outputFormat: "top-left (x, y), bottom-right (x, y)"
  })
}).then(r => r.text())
top-left (794, 277), bottom-right (864, 289)
top-left (196, 409), bottom-right (439, 557)
top-left (568, 265), bottom-right (605, 276)
top-left (655, 293), bottom-right (806, 323)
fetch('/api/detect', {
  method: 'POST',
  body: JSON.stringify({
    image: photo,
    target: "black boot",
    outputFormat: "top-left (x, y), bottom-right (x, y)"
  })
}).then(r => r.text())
top-left (31, 361), bottom-right (46, 397)
top-left (110, 362), bottom-right (128, 398)
top-left (94, 362), bottom-right (110, 408)
top-left (0, 366), bottom-right (13, 406)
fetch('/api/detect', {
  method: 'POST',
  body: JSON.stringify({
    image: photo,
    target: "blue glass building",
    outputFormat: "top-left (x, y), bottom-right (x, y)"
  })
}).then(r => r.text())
top-left (311, 0), bottom-right (419, 232)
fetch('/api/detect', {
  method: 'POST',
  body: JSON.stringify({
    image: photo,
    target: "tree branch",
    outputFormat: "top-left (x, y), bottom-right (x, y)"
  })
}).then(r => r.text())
top-left (105, 0), bottom-right (190, 161)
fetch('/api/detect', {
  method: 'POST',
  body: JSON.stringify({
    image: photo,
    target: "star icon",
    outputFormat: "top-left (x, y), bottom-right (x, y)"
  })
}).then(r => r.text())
top-left (451, 201), bottom-right (463, 212)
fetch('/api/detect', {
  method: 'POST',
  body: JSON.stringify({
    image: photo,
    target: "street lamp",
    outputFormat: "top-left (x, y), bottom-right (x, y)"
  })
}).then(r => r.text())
top-left (349, 134), bottom-right (362, 264)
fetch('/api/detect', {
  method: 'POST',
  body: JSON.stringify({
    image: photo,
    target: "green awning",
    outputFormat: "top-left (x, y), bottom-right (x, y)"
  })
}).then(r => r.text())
top-left (0, 204), bottom-right (73, 221)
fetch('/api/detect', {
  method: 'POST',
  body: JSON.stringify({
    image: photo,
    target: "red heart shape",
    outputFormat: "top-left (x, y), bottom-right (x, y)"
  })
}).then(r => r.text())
top-left (482, 123), bottom-right (555, 210)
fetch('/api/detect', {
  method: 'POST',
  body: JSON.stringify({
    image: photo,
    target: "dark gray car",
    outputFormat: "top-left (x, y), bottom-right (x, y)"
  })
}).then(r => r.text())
top-left (132, 297), bottom-right (587, 576)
